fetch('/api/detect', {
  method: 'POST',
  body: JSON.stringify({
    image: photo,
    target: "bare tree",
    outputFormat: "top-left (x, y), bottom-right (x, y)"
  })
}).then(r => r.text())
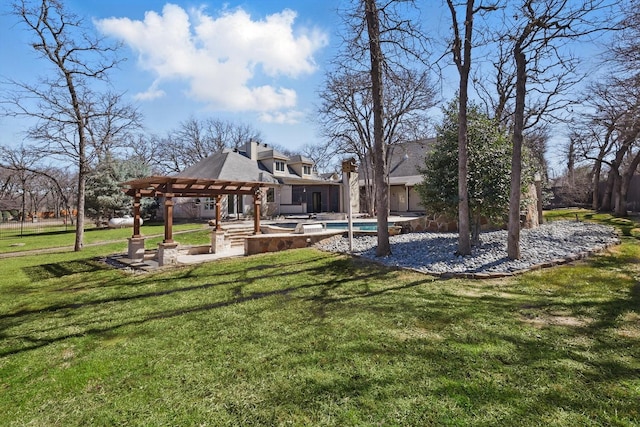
top-left (504, 0), bottom-right (619, 259)
top-left (317, 67), bottom-right (436, 215)
top-left (319, 0), bottom-right (432, 256)
top-left (149, 117), bottom-right (263, 174)
top-left (0, 145), bottom-right (79, 223)
top-left (445, 0), bottom-right (498, 255)
top-left (300, 142), bottom-right (339, 175)
top-left (0, 145), bottom-right (39, 223)
top-left (2, 0), bottom-right (139, 250)
top-left (363, 0), bottom-right (392, 256)
top-left (572, 78), bottom-right (635, 211)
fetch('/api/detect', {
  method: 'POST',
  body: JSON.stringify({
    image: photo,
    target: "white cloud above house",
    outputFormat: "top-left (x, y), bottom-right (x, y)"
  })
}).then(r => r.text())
top-left (95, 4), bottom-right (328, 115)
top-left (259, 110), bottom-right (305, 124)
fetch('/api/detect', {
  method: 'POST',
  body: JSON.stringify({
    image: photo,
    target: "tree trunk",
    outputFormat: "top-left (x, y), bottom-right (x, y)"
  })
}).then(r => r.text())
top-left (612, 174), bottom-right (622, 215)
top-left (615, 151), bottom-right (640, 216)
top-left (364, 0), bottom-right (391, 257)
top-left (616, 175), bottom-right (628, 216)
top-left (471, 210), bottom-right (481, 247)
top-left (446, 0), bottom-right (474, 256)
top-left (507, 39), bottom-right (527, 260)
top-left (591, 160), bottom-right (602, 210)
top-left (601, 170), bottom-right (615, 211)
top-left (75, 171), bottom-right (85, 251)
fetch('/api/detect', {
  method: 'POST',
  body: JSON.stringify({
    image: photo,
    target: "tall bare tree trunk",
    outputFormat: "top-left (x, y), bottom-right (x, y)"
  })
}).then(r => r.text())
top-left (364, 0), bottom-right (391, 257)
top-left (616, 152), bottom-right (640, 216)
top-left (446, 0), bottom-right (476, 256)
top-left (455, 3), bottom-right (472, 256)
top-left (591, 161), bottom-right (602, 210)
top-left (601, 171), bottom-right (615, 211)
top-left (507, 39), bottom-right (527, 260)
top-left (75, 169), bottom-right (85, 251)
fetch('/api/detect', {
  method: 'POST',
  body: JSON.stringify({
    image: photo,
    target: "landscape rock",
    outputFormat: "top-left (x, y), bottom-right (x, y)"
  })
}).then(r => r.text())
top-left (315, 221), bottom-right (620, 277)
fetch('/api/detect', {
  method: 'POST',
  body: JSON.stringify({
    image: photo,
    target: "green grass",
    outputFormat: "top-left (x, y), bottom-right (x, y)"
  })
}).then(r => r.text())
top-left (0, 212), bottom-right (638, 426)
top-left (0, 222), bottom-right (207, 254)
top-left (544, 208), bottom-right (639, 236)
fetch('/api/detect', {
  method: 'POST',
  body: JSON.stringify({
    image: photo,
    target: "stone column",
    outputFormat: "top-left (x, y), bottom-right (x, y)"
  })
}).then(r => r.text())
top-left (127, 237), bottom-right (146, 261)
top-left (157, 242), bottom-right (179, 266)
top-left (211, 229), bottom-right (228, 253)
top-left (127, 191), bottom-right (145, 261)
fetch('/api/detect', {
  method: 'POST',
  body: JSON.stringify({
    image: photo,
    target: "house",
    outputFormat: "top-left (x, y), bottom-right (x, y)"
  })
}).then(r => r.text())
top-left (163, 141), bottom-right (353, 220)
top-left (359, 139), bottom-right (434, 214)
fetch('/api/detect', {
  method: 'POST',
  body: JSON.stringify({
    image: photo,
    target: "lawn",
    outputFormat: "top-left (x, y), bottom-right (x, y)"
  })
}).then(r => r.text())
top-left (0, 222), bottom-right (207, 254)
top-left (0, 210), bottom-right (638, 426)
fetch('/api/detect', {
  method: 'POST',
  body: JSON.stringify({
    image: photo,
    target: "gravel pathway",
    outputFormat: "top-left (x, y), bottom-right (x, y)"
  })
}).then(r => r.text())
top-left (315, 220), bottom-right (620, 277)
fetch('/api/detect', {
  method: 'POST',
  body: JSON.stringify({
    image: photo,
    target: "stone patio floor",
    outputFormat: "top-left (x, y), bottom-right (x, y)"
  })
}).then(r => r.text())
top-left (106, 246), bottom-right (246, 272)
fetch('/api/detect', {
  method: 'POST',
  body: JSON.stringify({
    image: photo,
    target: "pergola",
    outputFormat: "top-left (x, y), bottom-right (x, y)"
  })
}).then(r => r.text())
top-left (120, 176), bottom-right (273, 264)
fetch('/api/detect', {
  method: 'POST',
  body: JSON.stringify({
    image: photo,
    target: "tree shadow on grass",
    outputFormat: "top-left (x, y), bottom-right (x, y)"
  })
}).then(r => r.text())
top-left (21, 258), bottom-right (111, 280)
top-left (0, 254), bottom-right (403, 357)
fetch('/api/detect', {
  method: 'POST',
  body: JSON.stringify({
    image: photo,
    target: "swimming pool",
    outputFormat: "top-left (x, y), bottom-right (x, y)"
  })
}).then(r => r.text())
top-left (269, 221), bottom-right (393, 232)
top-left (324, 222), bottom-right (382, 231)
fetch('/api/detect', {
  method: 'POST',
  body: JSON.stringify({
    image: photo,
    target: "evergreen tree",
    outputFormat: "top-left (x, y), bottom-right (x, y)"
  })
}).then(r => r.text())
top-left (85, 156), bottom-right (151, 225)
top-left (417, 101), bottom-right (512, 245)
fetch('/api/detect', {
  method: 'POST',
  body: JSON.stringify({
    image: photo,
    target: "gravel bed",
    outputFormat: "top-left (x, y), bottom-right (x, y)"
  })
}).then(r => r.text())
top-left (315, 220), bottom-right (620, 276)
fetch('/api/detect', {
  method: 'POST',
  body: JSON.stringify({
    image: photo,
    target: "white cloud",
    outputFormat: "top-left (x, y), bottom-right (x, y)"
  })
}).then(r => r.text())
top-left (259, 110), bottom-right (304, 124)
top-left (95, 4), bottom-right (328, 112)
top-left (133, 79), bottom-right (165, 101)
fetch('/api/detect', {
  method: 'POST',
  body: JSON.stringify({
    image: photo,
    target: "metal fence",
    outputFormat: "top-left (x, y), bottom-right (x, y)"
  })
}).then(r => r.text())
top-left (0, 216), bottom-right (75, 239)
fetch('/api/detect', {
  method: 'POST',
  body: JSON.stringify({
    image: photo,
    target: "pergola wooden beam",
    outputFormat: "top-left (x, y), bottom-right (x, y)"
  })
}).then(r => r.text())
top-left (121, 176), bottom-right (274, 242)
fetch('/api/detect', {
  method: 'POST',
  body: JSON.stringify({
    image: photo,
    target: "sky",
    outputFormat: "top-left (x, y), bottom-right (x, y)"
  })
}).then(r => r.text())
top-left (0, 0), bottom-right (357, 153)
top-left (0, 1), bottom-right (616, 177)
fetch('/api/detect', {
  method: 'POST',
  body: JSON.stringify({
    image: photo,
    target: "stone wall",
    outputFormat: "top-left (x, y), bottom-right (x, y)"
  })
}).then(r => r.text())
top-left (400, 213), bottom-right (458, 233)
top-left (399, 213), bottom-right (503, 233)
top-left (245, 231), bottom-right (342, 255)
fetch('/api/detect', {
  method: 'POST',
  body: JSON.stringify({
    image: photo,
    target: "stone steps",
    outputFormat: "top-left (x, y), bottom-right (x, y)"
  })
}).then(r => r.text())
top-left (221, 225), bottom-right (255, 247)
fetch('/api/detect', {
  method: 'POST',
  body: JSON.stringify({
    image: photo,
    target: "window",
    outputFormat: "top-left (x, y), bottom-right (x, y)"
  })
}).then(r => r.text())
top-left (303, 165), bottom-right (312, 175)
top-left (266, 188), bottom-right (275, 203)
top-left (275, 161), bottom-right (285, 172)
top-left (203, 198), bottom-right (215, 210)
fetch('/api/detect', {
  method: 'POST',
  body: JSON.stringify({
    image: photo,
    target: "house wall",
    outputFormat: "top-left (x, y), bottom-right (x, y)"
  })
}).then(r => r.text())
top-left (388, 185), bottom-right (425, 213)
top-left (158, 194), bottom-right (258, 220)
top-left (390, 186), bottom-right (406, 212)
top-left (291, 185), bottom-right (340, 213)
top-left (158, 186), bottom-right (343, 221)
top-left (280, 185), bottom-right (293, 205)
top-left (408, 186), bottom-right (424, 211)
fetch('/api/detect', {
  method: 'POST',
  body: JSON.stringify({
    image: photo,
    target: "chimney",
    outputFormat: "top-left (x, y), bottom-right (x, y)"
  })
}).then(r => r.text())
top-left (244, 140), bottom-right (258, 160)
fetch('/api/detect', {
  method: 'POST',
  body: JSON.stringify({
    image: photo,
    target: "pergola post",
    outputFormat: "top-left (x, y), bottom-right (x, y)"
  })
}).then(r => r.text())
top-left (163, 193), bottom-right (174, 243)
top-left (215, 194), bottom-right (222, 231)
top-left (253, 188), bottom-right (262, 235)
top-left (158, 190), bottom-right (178, 266)
top-left (210, 194), bottom-right (228, 254)
top-left (127, 192), bottom-right (145, 261)
top-left (132, 192), bottom-right (142, 238)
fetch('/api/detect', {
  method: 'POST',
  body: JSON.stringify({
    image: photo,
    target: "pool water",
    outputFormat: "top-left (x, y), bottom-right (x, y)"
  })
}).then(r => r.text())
top-left (324, 222), bottom-right (387, 231)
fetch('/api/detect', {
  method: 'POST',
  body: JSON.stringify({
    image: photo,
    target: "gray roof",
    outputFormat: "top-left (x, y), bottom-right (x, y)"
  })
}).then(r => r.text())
top-left (387, 139), bottom-right (434, 178)
top-left (257, 147), bottom-right (289, 161)
top-left (175, 150), bottom-right (278, 184)
top-left (358, 138), bottom-right (435, 186)
top-left (288, 154), bottom-right (313, 164)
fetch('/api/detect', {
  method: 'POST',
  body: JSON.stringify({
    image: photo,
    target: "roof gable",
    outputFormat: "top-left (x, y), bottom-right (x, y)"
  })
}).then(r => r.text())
top-left (175, 150), bottom-right (278, 183)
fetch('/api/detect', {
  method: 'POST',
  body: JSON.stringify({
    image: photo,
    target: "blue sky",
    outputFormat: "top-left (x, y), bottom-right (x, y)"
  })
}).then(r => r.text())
top-left (0, 0), bottom-right (354, 153)
top-left (0, 1), bottom-right (616, 177)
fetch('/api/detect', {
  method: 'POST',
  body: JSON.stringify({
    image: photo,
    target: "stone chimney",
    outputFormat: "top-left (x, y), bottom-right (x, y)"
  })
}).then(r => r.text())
top-left (244, 140), bottom-right (259, 161)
